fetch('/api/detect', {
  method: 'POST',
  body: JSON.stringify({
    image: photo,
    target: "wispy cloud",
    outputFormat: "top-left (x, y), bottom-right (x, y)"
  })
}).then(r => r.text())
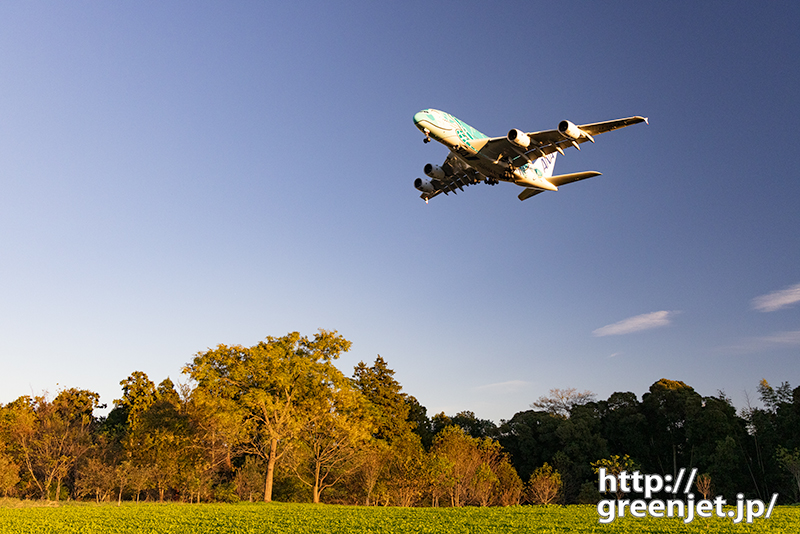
top-left (592, 311), bottom-right (677, 337)
top-left (717, 329), bottom-right (800, 354)
top-left (475, 380), bottom-right (529, 392)
top-left (607, 352), bottom-right (623, 359)
top-left (752, 283), bottom-right (800, 312)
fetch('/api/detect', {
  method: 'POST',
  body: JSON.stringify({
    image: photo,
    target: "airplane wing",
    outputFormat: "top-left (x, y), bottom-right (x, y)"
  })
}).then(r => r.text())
top-left (548, 170), bottom-right (602, 187)
top-left (476, 116), bottom-right (647, 167)
top-left (517, 171), bottom-right (602, 201)
top-left (418, 152), bottom-right (486, 201)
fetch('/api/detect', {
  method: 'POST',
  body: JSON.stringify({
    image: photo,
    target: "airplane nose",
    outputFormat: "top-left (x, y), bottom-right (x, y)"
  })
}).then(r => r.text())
top-left (414, 111), bottom-right (436, 135)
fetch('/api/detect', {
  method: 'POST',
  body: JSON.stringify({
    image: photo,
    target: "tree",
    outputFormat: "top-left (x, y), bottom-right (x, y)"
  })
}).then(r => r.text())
top-left (497, 410), bottom-right (563, 482)
top-left (757, 380), bottom-right (793, 414)
top-left (184, 329), bottom-right (352, 502)
top-left (776, 447), bottom-right (800, 501)
top-left (598, 391), bottom-right (649, 461)
top-left (0, 448), bottom-right (20, 497)
top-left (136, 378), bottom-right (196, 501)
top-left (75, 455), bottom-right (115, 502)
top-left (493, 458), bottom-right (523, 506)
top-left (291, 367), bottom-right (373, 503)
top-left (527, 462), bottom-right (561, 504)
top-left (353, 356), bottom-right (412, 443)
top-left (405, 396), bottom-right (433, 449)
top-left (354, 439), bottom-right (391, 505)
top-left (384, 433), bottom-right (428, 506)
top-left (696, 473), bottom-right (713, 500)
top-left (532, 388), bottom-right (596, 418)
top-left (744, 379), bottom-right (798, 500)
top-left (431, 426), bottom-right (505, 507)
top-left (450, 411), bottom-right (498, 440)
top-left (106, 372), bottom-right (159, 501)
top-left (4, 390), bottom-right (101, 501)
top-left (554, 402), bottom-right (608, 503)
top-left (689, 393), bottom-right (750, 500)
top-left (591, 454), bottom-right (637, 500)
top-left (641, 379), bottom-right (702, 478)
top-left (52, 388), bottom-right (104, 499)
top-left (108, 371), bottom-right (157, 431)
top-left (432, 426), bottom-right (478, 507)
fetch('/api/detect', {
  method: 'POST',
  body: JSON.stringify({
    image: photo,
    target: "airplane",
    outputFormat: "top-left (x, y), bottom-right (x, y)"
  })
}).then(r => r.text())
top-left (412, 109), bottom-right (647, 202)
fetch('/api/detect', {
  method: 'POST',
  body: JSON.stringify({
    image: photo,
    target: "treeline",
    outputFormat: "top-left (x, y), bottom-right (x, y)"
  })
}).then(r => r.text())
top-left (0, 330), bottom-right (798, 506)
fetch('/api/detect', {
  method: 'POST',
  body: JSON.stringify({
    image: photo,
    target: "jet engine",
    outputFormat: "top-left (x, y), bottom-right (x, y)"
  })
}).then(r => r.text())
top-left (558, 120), bottom-right (583, 140)
top-left (424, 163), bottom-right (445, 180)
top-left (414, 177), bottom-right (435, 193)
top-left (507, 128), bottom-right (530, 149)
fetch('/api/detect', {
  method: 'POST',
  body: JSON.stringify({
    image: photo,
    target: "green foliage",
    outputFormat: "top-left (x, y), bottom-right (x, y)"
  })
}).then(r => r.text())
top-left (2, 390), bottom-right (100, 501)
top-left (0, 451), bottom-right (20, 497)
top-left (591, 454), bottom-right (637, 500)
top-left (184, 330), bottom-right (356, 502)
top-left (2, 502), bottom-right (799, 533)
top-left (776, 446), bottom-right (800, 500)
top-left (2, 333), bottom-right (800, 507)
top-left (430, 426), bottom-right (510, 507)
top-left (527, 462), bottom-right (561, 504)
top-left (353, 356), bottom-right (411, 443)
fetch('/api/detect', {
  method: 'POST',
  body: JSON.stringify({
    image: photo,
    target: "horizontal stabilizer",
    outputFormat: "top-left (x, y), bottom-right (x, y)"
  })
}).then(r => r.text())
top-left (518, 188), bottom-right (544, 201)
top-left (548, 171), bottom-right (601, 187)
top-left (518, 171), bottom-right (602, 201)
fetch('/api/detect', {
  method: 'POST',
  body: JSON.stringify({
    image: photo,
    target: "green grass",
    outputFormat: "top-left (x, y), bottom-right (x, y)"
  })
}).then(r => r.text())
top-left (0, 501), bottom-right (798, 533)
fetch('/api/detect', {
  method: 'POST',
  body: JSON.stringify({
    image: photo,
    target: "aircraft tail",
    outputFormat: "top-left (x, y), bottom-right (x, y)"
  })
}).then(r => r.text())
top-left (542, 152), bottom-right (557, 178)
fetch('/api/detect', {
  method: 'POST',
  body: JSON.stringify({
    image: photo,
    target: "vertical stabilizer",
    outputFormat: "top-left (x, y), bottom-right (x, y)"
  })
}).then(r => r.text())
top-left (538, 152), bottom-right (557, 178)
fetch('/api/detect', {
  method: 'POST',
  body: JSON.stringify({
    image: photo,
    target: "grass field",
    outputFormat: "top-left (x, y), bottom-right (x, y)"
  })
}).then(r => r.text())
top-left (1, 500), bottom-right (798, 533)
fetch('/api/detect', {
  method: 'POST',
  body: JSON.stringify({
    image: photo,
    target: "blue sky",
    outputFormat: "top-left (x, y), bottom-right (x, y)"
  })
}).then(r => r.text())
top-left (1, 2), bottom-right (798, 422)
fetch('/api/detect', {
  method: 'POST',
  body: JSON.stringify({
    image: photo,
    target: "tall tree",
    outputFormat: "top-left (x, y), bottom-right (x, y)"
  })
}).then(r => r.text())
top-left (0, 438), bottom-right (20, 497)
top-left (4, 390), bottom-right (101, 500)
top-left (291, 366), bottom-right (373, 503)
top-left (385, 432), bottom-right (429, 506)
top-left (745, 380), bottom-right (800, 500)
top-left (641, 379), bottom-right (702, 477)
top-left (184, 329), bottom-right (352, 502)
top-left (598, 391), bottom-right (649, 462)
top-left (431, 426), bottom-right (505, 507)
top-left (405, 395), bottom-right (433, 449)
top-left (532, 388), bottom-right (596, 418)
top-left (497, 410), bottom-right (563, 482)
top-left (353, 356), bottom-right (411, 442)
top-left (450, 411), bottom-right (498, 440)
top-left (527, 462), bottom-right (562, 504)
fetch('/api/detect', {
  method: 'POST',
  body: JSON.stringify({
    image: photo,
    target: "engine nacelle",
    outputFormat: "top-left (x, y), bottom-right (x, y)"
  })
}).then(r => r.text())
top-left (507, 128), bottom-right (530, 149)
top-left (424, 163), bottom-right (445, 180)
top-left (414, 177), bottom-right (435, 193)
top-left (558, 120), bottom-right (583, 140)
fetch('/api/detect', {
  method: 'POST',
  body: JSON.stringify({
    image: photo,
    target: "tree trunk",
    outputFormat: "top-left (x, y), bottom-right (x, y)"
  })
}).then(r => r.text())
top-left (264, 438), bottom-right (278, 502)
top-left (672, 444), bottom-right (677, 479)
top-left (313, 459), bottom-right (321, 503)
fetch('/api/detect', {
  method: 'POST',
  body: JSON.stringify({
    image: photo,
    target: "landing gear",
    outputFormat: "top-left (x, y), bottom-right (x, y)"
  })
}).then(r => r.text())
top-left (422, 128), bottom-right (431, 144)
